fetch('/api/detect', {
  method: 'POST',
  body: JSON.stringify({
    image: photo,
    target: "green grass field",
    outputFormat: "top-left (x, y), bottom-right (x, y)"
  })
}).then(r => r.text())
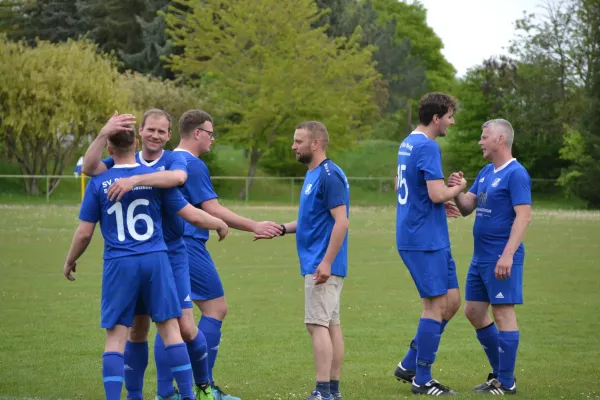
top-left (0, 205), bottom-right (599, 399)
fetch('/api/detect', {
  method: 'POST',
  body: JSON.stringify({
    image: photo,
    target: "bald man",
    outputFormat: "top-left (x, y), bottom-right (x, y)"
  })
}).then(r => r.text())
top-left (254, 121), bottom-right (350, 400)
top-left (449, 118), bottom-right (532, 395)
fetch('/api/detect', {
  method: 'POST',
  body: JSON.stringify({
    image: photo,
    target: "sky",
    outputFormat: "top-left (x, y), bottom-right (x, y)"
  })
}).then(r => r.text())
top-left (417, 0), bottom-right (545, 77)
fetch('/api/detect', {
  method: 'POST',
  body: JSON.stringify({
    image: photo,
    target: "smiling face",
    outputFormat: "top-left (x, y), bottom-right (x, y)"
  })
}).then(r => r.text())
top-left (435, 109), bottom-right (456, 137)
top-left (139, 115), bottom-right (171, 154)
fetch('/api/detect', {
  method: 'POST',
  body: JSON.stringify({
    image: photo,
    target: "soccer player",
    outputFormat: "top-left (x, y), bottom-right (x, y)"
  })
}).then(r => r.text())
top-left (102, 109), bottom-right (283, 400)
top-left (254, 121), bottom-right (350, 400)
top-left (63, 127), bottom-right (228, 400)
top-left (448, 119), bottom-right (532, 395)
top-left (393, 92), bottom-right (465, 396)
top-left (82, 109), bottom-right (219, 400)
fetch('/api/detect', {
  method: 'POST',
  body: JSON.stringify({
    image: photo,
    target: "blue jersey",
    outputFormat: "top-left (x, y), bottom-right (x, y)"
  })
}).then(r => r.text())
top-left (396, 132), bottom-right (449, 251)
top-left (103, 151), bottom-right (189, 244)
top-left (79, 164), bottom-right (189, 260)
top-left (468, 159), bottom-right (531, 263)
top-left (172, 149), bottom-right (218, 241)
top-left (297, 159), bottom-right (350, 277)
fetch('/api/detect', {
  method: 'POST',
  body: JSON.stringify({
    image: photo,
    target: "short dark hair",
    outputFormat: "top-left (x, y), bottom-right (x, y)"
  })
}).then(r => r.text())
top-left (296, 121), bottom-right (329, 148)
top-left (418, 92), bottom-right (458, 125)
top-left (142, 109), bottom-right (172, 131)
top-left (179, 110), bottom-right (213, 137)
top-left (108, 127), bottom-right (136, 154)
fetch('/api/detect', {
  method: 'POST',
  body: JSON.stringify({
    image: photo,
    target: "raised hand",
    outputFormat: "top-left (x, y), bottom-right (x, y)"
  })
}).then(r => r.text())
top-left (99, 111), bottom-right (137, 137)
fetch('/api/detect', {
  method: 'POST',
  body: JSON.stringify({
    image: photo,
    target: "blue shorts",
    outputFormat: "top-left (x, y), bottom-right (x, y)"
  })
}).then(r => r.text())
top-left (399, 247), bottom-right (459, 299)
top-left (101, 252), bottom-right (181, 329)
top-left (167, 239), bottom-right (193, 310)
top-left (184, 237), bottom-right (224, 301)
top-left (465, 260), bottom-right (523, 304)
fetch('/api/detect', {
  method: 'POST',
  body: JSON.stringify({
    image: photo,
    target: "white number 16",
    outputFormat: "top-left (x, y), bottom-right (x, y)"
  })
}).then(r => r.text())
top-left (107, 199), bottom-right (154, 242)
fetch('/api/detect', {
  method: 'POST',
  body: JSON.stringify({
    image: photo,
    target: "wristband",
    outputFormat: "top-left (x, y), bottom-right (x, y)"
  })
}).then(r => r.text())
top-left (280, 224), bottom-right (286, 236)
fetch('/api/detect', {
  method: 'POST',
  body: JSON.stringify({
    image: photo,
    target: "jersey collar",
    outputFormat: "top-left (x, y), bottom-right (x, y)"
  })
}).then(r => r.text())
top-left (113, 163), bottom-right (140, 169)
top-left (138, 150), bottom-right (164, 167)
top-left (173, 148), bottom-right (195, 157)
top-left (494, 158), bottom-right (516, 173)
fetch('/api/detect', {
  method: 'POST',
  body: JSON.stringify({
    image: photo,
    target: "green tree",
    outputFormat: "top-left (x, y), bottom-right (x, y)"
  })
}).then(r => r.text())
top-left (165, 0), bottom-right (379, 197)
top-left (371, 0), bottom-right (456, 91)
top-left (0, 36), bottom-right (130, 195)
top-left (1, 0), bottom-right (86, 44)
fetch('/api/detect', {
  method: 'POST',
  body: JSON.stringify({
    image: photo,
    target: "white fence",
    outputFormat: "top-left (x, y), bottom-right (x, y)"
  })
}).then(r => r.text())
top-left (0, 174), bottom-right (559, 204)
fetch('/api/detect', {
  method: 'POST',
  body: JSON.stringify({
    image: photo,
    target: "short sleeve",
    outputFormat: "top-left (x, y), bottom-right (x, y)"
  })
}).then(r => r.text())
top-left (417, 141), bottom-right (444, 181)
top-left (321, 172), bottom-right (348, 210)
top-left (167, 152), bottom-right (188, 175)
top-left (161, 187), bottom-right (189, 215)
top-left (102, 157), bottom-right (115, 169)
top-left (78, 181), bottom-right (101, 223)
top-left (468, 167), bottom-right (486, 194)
top-left (186, 161), bottom-right (217, 206)
top-left (509, 168), bottom-right (532, 207)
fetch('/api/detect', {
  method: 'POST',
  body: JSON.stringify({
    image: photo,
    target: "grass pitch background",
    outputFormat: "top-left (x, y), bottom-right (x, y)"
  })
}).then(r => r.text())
top-left (0, 205), bottom-right (599, 399)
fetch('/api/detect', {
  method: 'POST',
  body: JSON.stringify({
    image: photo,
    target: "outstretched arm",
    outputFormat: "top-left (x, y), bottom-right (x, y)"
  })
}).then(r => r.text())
top-left (200, 198), bottom-right (282, 237)
top-left (177, 204), bottom-right (229, 241)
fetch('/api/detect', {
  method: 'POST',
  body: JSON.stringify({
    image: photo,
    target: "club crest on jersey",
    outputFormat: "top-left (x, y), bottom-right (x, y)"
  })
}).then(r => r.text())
top-left (491, 178), bottom-right (501, 187)
top-left (304, 183), bottom-right (313, 195)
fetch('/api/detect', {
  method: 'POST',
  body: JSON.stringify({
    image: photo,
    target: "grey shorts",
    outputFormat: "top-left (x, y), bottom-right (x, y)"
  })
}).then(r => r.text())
top-left (304, 274), bottom-right (344, 327)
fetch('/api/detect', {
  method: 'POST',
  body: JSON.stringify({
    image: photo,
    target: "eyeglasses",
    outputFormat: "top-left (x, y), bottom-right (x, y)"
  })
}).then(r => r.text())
top-left (197, 127), bottom-right (214, 138)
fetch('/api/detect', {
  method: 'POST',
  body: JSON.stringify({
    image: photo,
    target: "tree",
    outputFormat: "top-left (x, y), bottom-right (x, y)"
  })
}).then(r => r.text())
top-left (371, 0), bottom-right (456, 92)
top-left (0, 36), bottom-right (130, 195)
top-left (165, 0), bottom-right (379, 198)
top-left (119, 0), bottom-right (175, 78)
top-left (1, 0), bottom-right (87, 45)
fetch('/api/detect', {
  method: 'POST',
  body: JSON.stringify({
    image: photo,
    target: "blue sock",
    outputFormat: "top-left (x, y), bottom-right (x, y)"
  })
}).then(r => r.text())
top-left (199, 316), bottom-right (222, 385)
top-left (415, 318), bottom-right (442, 385)
top-left (124, 341), bottom-right (148, 400)
top-left (498, 330), bottom-right (519, 388)
top-left (165, 343), bottom-right (195, 399)
top-left (440, 319), bottom-right (449, 334)
top-left (316, 381), bottom-right (331, 397)
top-left (155, 332), bottom-right (176, 398)
top-left (476, 323), bottom-right (500, 375)
top-left (400, 336), bottom-right (418, 371)
top-left (187, 331), bottom-right (210, 384)
top-left (330, 380), bottom-right (339, 394)
top-left (102, 352), bottom-right (124, 400)
top-left (402, 319), bottom-right (448, 372)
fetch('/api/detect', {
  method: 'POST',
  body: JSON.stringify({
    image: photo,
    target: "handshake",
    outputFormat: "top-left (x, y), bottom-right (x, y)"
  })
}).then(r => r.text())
top-left (448, 171), bottom-right (467, 190)
top-left (444, 171), bottom-right (467, 218)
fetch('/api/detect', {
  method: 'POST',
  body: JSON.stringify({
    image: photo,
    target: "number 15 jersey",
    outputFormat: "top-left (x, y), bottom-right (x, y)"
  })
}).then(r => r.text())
top-left (396, 132), bottom-right (450, 251)
top-left (79, 163), bottom-right (189, 260)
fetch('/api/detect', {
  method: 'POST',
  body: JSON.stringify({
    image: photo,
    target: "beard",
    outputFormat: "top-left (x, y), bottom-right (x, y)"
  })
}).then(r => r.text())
top-left (296, 152), bottom-right (312, 164)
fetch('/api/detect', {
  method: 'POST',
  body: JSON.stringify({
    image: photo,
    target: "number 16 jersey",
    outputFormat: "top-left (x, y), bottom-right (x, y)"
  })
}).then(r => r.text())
top-left (396, 132), bottom-right (450, 251)
top-left (79, 163), bottom-right (189, 260)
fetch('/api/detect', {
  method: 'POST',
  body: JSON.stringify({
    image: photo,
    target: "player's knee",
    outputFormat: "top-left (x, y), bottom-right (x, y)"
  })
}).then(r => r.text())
top-left (197, 297), bottom-right (228, 320)
top-left (464, 303), bottom-right (485, 325)
top-left (128, 316), bottom-right (150, 342)
top-left (491, 304), bottom-right (517, 328)
top-left (179, 320), bottom-right (198, 342)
